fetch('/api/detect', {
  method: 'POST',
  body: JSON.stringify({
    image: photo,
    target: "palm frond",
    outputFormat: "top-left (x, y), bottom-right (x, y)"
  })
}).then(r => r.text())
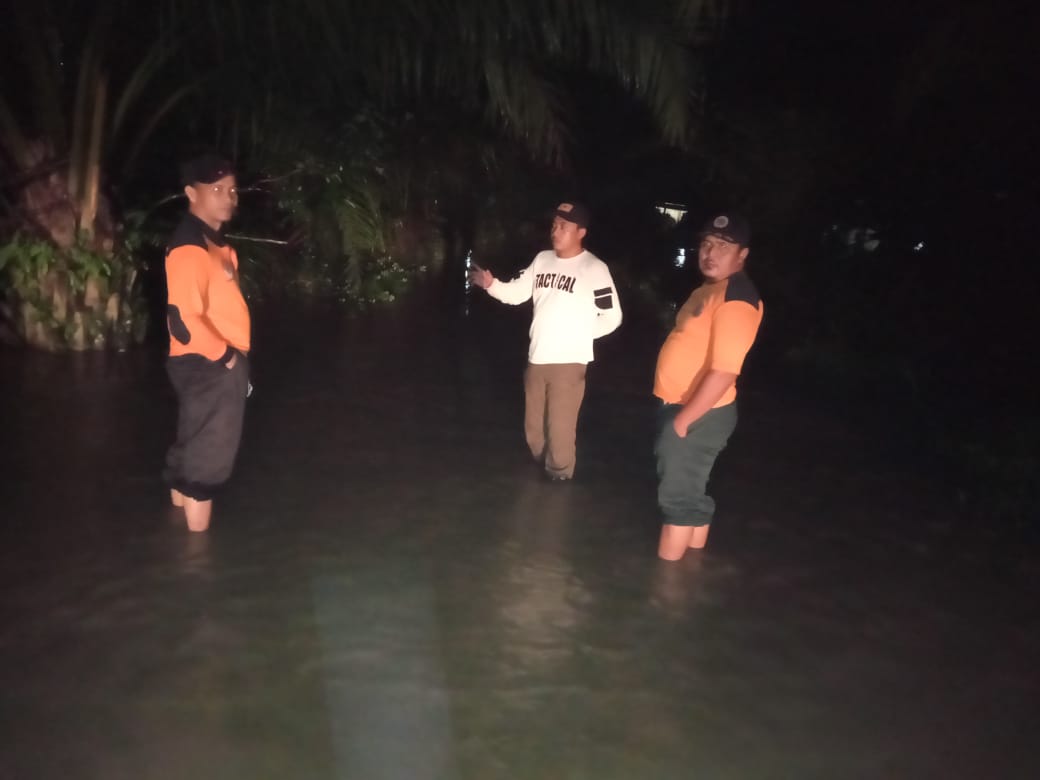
top-left (0, 94), bottom-right (32, 167)
top-left (119, 84), bottom-right (197, 175)
top-left (11, 3), bottom-right (69, 149)
top-left (79, 73), bottom-right (109, 238)
top-left (110, 36), bottom-right (175, 138)
top-left (67, 11), bottom-right (111, 204)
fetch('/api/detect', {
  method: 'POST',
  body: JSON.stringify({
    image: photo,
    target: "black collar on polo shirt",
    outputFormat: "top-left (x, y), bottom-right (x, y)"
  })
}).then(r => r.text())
top-left (186, 212), bottom-right (228, 247)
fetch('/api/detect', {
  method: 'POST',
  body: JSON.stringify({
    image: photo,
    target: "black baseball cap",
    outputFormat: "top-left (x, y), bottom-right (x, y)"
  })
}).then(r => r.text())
top-left (180, 153), bottom-right (235, 186)
top-left (697, 213), bottom-right (751, 246)
top-left (553, 202), bottom-right (591, 228)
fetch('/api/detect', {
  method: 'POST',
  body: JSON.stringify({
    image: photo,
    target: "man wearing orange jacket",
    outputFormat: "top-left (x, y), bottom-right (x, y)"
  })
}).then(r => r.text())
top-left (163, 154), bottom-right (250, 532)
top-left (652, 213), bottom-right (763, 560)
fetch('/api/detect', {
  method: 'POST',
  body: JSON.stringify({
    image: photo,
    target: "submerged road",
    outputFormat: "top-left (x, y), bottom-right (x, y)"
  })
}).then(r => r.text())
top-left (1, 293), bottom-right (1036, 779)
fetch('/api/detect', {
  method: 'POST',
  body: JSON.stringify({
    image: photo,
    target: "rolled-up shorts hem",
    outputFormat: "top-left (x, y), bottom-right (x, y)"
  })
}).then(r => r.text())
top-left (164, 475), bottom-right (225, 502)
top-left (660, 517), bottom-right (713, 528)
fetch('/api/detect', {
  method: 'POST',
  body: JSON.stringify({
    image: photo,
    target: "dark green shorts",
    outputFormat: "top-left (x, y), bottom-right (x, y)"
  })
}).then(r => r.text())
top-left (164, 353), bottom-right (250, 501)
top-left (654, 401), bottom-right (737, 526)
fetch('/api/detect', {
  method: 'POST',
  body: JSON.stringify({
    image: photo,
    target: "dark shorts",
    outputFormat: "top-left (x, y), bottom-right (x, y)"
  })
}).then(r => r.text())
top-left (164, 353), bottom-right (249, 501)
top-left (654, 401), bottom-right (737, 527)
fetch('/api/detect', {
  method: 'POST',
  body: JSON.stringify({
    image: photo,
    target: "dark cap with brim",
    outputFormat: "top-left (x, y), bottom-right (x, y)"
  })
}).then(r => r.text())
top-left (553, 201), bottom-right (591, 228)
top-left (697, 213), bottom-right (751, 246)
top-left (180, 154), bottom-right (235, 186)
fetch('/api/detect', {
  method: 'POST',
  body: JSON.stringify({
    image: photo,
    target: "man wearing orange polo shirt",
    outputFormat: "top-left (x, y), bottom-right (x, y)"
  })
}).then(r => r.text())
top-left (652, 213), bottom-right (763, 560)
top-left (163, 154), bottom-right (251, 532)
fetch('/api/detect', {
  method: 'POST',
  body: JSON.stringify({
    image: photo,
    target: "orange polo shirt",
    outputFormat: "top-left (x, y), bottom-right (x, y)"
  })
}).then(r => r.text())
top-left (165, 214), bottom-right (250, 362)
top-left (653, 271), bottom-right (763, 407)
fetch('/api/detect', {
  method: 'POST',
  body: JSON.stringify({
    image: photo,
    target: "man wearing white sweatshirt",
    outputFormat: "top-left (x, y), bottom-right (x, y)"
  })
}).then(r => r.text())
top-left (470, 202), bottom-right (622, 480)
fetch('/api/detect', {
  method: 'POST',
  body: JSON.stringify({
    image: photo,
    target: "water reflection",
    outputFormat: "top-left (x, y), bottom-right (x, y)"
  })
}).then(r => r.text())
top-left (312, 561), bottom-right (458, 780)
top-left (175, 529), bottom-right (213, 580)
top-left (462, 249), bottom-right (474, 316)
top-left (496, 480), bottom-right (588, 667)
top-left (648, 552), bottom-right (706, 615)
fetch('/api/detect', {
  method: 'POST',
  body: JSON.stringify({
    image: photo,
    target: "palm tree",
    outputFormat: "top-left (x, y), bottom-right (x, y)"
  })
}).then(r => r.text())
top-left (169, 0), bottom-right (726, 167)
top-left (0, 1), bottom-right (192, 348)
top-left (164, 0), bottom-right (729, 289)
top-left (0, 1), bottom-right (191, 249)
top-left (1, 0), bottom-right (729, 346)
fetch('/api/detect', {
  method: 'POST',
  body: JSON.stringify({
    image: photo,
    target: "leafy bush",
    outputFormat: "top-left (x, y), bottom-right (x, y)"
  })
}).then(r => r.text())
top-left (357, 256), bottom-right (425, 304)
top-left (0, 233), bottom-right (147, 350)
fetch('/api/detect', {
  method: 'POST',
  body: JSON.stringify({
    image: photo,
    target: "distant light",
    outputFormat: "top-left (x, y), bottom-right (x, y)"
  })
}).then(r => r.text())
top-left (913, 241), bottom-right (925, 252)
top-left (656, 202), bottom-right (688, 225)
top-left (464, 250), bottom-right (473, 292)
top-left (674, 248), bottom-right (686, 269)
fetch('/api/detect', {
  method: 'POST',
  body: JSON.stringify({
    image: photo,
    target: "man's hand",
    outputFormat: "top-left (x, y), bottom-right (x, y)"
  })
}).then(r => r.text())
top-left (469, 264), bottom-right (494, 290)
top-left (672, 410), bottom-right (692, 438)
top-left (670, 371), bottom-right (738, 438)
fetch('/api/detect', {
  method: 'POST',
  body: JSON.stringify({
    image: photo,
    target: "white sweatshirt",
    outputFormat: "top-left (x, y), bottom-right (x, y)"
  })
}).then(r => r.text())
top-left (487, 249), bottom-right (622, 365)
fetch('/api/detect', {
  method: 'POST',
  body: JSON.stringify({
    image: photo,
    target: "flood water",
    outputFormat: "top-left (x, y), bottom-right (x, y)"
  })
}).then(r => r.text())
top-left (1, 291), bottom-right (1037, 779)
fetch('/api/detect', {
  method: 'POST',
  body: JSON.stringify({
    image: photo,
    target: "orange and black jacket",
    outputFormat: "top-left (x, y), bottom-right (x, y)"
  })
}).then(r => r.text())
top-left (165, 213), bottom-right (250, 363)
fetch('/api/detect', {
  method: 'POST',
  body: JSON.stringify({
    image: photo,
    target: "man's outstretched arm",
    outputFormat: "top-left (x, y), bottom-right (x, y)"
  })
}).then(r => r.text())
top-left (471, 262), bottom-right (535, 305)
